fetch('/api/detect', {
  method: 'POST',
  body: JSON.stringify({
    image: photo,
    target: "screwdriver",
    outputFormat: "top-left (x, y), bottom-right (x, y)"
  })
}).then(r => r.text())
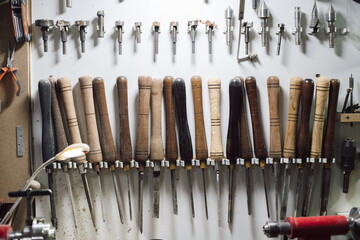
top-left (341, 138), bottom-right (357, 193)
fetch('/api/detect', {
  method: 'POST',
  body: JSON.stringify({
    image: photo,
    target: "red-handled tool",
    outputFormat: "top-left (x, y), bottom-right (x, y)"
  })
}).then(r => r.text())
top-left (0, 43), bottom-right (21, 96)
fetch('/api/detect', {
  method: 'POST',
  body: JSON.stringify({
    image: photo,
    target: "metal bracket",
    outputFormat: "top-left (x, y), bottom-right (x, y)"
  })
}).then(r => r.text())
top-left (16, 126), bottom-right (23, 157)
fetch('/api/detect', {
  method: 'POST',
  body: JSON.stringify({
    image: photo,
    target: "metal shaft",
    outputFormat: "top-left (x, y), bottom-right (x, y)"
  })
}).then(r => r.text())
top-left (202, 168), bottom-right (209, 219)
top-left (80, 170), bottom-right (96, 228)
top-left (280, 163), bottom-right (291, 220)
top-left (64, 170), bottom-right (78, 228)
top-left (245, 165), bottom-right (252, 215)
top-left (138, 171), bottom-right (144, 233)
top-left (187, 169), bottom-right (195, 218)
top-left (96, 171), bottom-right (106, 222)
top-left (228, 166), bottom-right (235, 223)
top-left (262, 167), bottom-right (270, 219)
top-left (215, 162), bottom-right (221, 224)
top-left (66, 0), bottom-right (72, 8)
top-left (170, 168), bottom-right (178, 215)
top-left (293, 167), bottom-right (303, 217)
top-left (47, 172), bottom-right (57, 228)
top-left (126, 171), bottom-right (133, 220)
top-left (153, 163), bottom-right (161, 218)
top-left (112, 171), bottom-right (125, 224)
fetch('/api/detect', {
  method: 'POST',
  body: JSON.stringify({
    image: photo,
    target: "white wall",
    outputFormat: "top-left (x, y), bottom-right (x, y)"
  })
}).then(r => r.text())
top-left (31, 0), bottom-right (360, 239)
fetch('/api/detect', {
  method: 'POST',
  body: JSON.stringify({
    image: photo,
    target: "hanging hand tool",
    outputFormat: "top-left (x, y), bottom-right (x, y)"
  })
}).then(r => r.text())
top-left (238, 53), bottom-right (258, 62)
top-left (38, 79), bottom-right (57, 228)
top-left (208, 78), bottom-right (224, 223)
top-left (117, 76), bottom-right (133, 220)
top-left (320, 79), bottom-right (340, 215)
top-left (150, 78), bottom-right (164, 218)
top-left (245, 76), bottom-right (270, 219)
top-left (242, 22), bottom-right (253, 55)
top-left (75, 20), bottom-right (89, 53)
top-left (341, 138), bottom-right (357, 193)
top-left (66, 0), bottom-right (72, 8)
top-left (204, 21), bottom-right (216, 55)
top-left (152, 22), bottom-right (161, 55)
top-left (93, 77), bottom-right (125, 224)
top-left (173, 78), bottom-right (195, 218)
top-left (188, 20), bottom-right (198, 54)
top-left (135, 76), bottom-right (152, 233)
top-left (227, 78), bottom-right (241, 223)
top-left (97, 11), bottom-right (105, 38)
top-left (309, 1), bottom-right (320, 36)
top-left (79, 76), bottom-right (106, 223)
top-left (35, 19), bottom-right (54, 52)
top-left (10, 0), bottom-right (30, 42)
top-left (267, 76), bottom-right (282, 222)
top-left (191, 76), bottom-right (209, 220)
top-left (0, 43), bottom-right (21, 96)
top-left (115, 21), bottom-right (125, 55)
top-left (341, 74), bottom-right (359, 126)
top-left (236, 0), bottom-right (245, 60)
top-left (169, 22), bottom-right (179, 56)
top-left (280, 77), bottom-right (303, 220)
top-left (55, 20), bottom-right (70, 55)
top-left (163, 76), bottom-right (179, 215)
top-left (275, 23), bottom-right (285, 55)
top-left (134, 22), bottom-right (142, 44)
top-left (326, 5), bottom-right (336, 48)
top-left (224, 7), bottom-right (234, 49)
top-left (302, 76), bottom-right (330, 217)
top-left (252, 0), bottom-right (257, 10)
top-left (57, 77), bottom-right (96, 228)
top-left (294, 79), bottom-right (314, 217)
top-left (257, 1), bottom-right (270, 47)
top-left (292, 7), bottom-right (302, 45)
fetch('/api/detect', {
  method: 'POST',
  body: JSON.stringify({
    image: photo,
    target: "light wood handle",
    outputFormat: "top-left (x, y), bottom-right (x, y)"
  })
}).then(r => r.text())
top-left (310, 76), bottom-right (330, 159)
top-left (283, 77), bottom-right (303, 158)
top-left (150, 78), bottom-right (164, 162)
top-left (79, 76), bottom-right (102, 165)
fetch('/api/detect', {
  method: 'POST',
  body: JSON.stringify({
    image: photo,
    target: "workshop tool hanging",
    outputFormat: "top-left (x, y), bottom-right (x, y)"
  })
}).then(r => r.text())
top-left (204, 21), bottom-right (216, 55)
top-left (35, 19), bottom-right (54, 53)
top-left (75, 20), bottom-right (89, 53)
top-left (188, 20), bottom-right (198, 54)
top-left (309, 2), bottom-right (320, 36)
top-left (152, 22), bottom-right (161, 55)
top-left (341, 138), bottom-right (357, 194)
top-left (224, 7), bottom-right (234, 50)
top-left (10, 0), bottom-right (30, 42)
top-left (236, 0), bottom-right (245, 60)
top-left (292, 7), bottom-right (302, 45)
top-left (97, 11), bottom-right (105, 38)
top-left (242, 22), bottom-right (253, 55)
top-left (115, 21), bottom-right (125, 55)
top-left (0, 42), bottom-right (21, 96)
top-left (169, 22), bottom-right (178, 56)
top-left (55, 20), bottom-right (70, 55)
top-left (275, 24), bottom-right (285, 55)
top-left (326, 5), bottom-right (336, 48)
top-left (340, 74), bottom-right (360, 125)
top-left (133, 22), bottom-right (142, 44)
top-left (257, 1), bottom-right (270, 47)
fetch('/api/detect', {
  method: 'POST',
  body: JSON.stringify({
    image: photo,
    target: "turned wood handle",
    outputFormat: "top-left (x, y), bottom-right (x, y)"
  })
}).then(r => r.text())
top-left (245, 76), bottom-right (267, 162)
top-left (39, 79), bottom-right (55, 162)
top-left (163, 76), bottom-right (178, 163)
top-left (283, 77), bottom-right (303, 158)
top-left (92, 77), bottom-right (117, 163)
top-left (191, 76), bottom-right (208, 162)
top-left (57, 77), bottom-right (86, 164)
top-left (150, 78), bottom-right (164, 162)
top-left (117, 76), bottom-right (133, 165)
top-left (135, 76), bottom-right (152, 167)
top-left (173, 78), bottom-right (193, 167)
top-left (296, 79), bottom-right (314, 159)
top-left (310, 76), bottom-right (330, 159)
top-left (79, 76), bottom-right (102, 164)
top-left (20, 2), bottom-right (29, 38)
top-left (208, 77), bottom-right (224, 161)
top-left (322, 79), bottom-right (340, 161)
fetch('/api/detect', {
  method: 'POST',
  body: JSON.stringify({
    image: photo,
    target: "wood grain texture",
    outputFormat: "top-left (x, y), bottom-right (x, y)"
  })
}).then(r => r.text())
top-left (208, 77), bottom-right (224, 161)
top-left (150, 78), bottom-right (164, 162)
top-left (93, 77), bottom-right (117, 163)
top-left (283, 77), bottom-right (303, 158)
top-left (310, 76), bottom-right (330, 159)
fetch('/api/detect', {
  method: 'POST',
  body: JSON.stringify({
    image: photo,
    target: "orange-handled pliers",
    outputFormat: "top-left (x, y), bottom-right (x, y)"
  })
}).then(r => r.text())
top-left (0, 43), bottom-right (21, 96)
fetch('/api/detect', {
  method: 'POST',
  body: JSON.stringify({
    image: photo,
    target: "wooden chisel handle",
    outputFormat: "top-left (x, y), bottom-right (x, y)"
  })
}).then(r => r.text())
top-left (191, 76), bottom-right (208, 163)
top-left (57, 77), bottom-right (86, 164)
top-left (163, 76), bottom-right (178, 163)
top-left (173, 78), bottom-right (193, 169)
top-left (150, 78), bottom-right (164, 162)
top-left (267, 76), bottom-right (282, 158)
top-left (135, 76), bottom-right (152, 170)
top-left (296, 79), bottom-right (314, 159)
top-left (93, 77), bottom-right (117, 164)
top-left (117, 76), bottom-right (133, 169)
top-left (245, 76), bottom-right (267, 163)
top-left (208, 77), bottom-right (224, 161)
top-left (79, 76), bottom-right (102, 165)
top-left (310, 76), bottom-right (330, 159)
top-left (39, 79), bottom-right (56, 162)
top-left (283, 77), bottom-right (303, 159)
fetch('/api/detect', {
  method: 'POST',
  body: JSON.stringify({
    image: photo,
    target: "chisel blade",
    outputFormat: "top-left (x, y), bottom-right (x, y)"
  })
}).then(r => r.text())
top-left (273, 162), bottom-right (281, 221)
top-left (319, 168), bottom-right (331, 216)
top-left (48, 172), bottom-right (57, 228)
top-left (215, 162), bottom-right (221, 224)
top-left (80, 172), bottom-right (96, 228)
top-left (64, 171), bottom-right (78, 228)
top-left (96, 172), bottom-right (106, 222)
top-left (245, 165), bottom-right (252, 215)
top-left (293, 167), bottom-right (304, 217)
top-left (112, 171), bottom-right (125, 224)
top-left (170, 169), bottom-right (178, 215)
top-left (187, 170), bottom-right (195, 218)
top-left (301, 164), bottom-right (316, 216)
top-left (280, 164), bottom-right (291, 220)
top-left (138, 171), bottom-right (144, 233)
top-left (153, 165), bottom-right (161, 218)
top-left (126, 171), bottom-right (133, 220)
top-left (228, 167), bottom-right (235, 223)
top-left (262, 167), bottom-right (270, 219)
top-left (202, 168), bottom-right (209, 220)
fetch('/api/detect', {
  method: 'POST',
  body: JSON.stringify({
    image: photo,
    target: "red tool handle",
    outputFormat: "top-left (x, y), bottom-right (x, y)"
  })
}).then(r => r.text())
top-left (0, 225), bottom-right (12, 239)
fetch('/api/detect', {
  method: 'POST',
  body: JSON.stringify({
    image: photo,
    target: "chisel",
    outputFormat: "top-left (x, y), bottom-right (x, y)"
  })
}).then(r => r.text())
top-left (57, 77), bottom-right (96, 228)
top-left (38, 79), bottom-right (57, 228)
top-left (245, 76), bottom-right (270, 219)
top-left (150, 78), bottom-right (164, 218)
top-left (93, 77), bottom-right (125, 224)
top-left (302, 76), bottom-right (330, 216)
top-left (320, 79), bottom-right (340, 215)
top-left (294, 79), bottom-right (314, 217)
top-left (117, 76), bottom-right (133, 220)
top-left (226, 78), bottom-right (241, 224)
top-left (173, 78), bottom-right (195, 218)
top-left (79, 76), bottom-right (106, 223)
top-left (281, 77), bottom-right (303, 220)
top-left (208, 77), bottom-right (224, 223)
top-left (163, 76), bottom-right (179, 215)
top-left (135, 76), bottom-right (152, 233)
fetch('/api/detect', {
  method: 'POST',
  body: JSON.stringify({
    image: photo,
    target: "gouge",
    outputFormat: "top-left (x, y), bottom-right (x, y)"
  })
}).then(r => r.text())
top-left (302, 76), bottom-right (330, 216)
top-left (117, 76), bottom-right (133, 220)
top-left (150, 78), bottom-right (164, 218)
top-left (57, 77), bottom-right (96, 228)
top-left (93, 77), bottom-right (125, 224)
top-left (173, 78), bottom-right (195, 218)
top-left (341, 139), bottom-right (357, 193)
top-left (135, 76), bottom-right (152, 233)
top-left (320, 79), bottom-right (340, 215)
top-left (245, 76), bottom-right (270, 219)
top-left (79, 76), bottom-right (106, 223)
top-left (191, 76), bottom-right (209, 220)
top-left (163, 76), bottom-right (179, 215)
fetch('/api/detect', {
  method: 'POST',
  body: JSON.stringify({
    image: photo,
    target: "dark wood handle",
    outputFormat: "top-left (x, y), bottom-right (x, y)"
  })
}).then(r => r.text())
top-left (20, 2), bottom-right (29, 37)
top-left (296, 79), bottom-right (314, 159)
top-left (173, 78), bottom-right (193, 168)
top-left (117, 76), bottom-right (133, 167)
top-left (79, 76), bottom-right (103, 165)
top-left (163, 76), bottom-right (178, 163)
top-left (39, 79), bottom-right (55, 162)
top-left (191, 76), bottom-right (208, 162)
top-left (150, 78), bottom-right (164, 162)
top-left (93, 77), bottom-right (117, 163)
top-left (245, 76), bottom-right (267, 163)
